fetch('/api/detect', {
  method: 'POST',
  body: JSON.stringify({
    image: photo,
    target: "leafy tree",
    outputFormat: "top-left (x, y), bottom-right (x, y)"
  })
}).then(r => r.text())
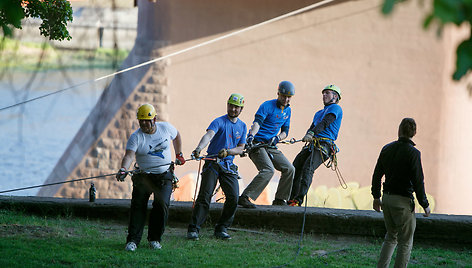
top-left (383, 0), bottom-right (472, 80)
top-left (0, 0), bottom-right (73, 41)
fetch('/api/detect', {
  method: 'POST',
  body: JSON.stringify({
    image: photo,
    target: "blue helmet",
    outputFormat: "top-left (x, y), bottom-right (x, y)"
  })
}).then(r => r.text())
top-left (278, 81), bottom-right (295, 96)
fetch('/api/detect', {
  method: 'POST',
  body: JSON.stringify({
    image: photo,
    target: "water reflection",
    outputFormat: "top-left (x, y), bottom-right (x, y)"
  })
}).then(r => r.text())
top-left (0, 70), bottom-right (110, 196)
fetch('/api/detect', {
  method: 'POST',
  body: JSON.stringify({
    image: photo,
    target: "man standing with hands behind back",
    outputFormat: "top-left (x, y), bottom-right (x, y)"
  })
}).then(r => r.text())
top-left (371, 118), bottom-right (431, 268)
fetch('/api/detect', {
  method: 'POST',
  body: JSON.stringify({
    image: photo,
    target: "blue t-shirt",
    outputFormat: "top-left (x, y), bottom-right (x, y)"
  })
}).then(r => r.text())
top-left (312, 103), bottom-right (343, 141)
top-left (206, 115), bottom-right (247, 162)
top-left (253, 99), bottom-right (291, 143)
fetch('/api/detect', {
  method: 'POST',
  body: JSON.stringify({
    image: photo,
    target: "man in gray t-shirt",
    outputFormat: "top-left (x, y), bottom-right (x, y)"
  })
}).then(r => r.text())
top-left (116, 103), bottom-right (186, 252)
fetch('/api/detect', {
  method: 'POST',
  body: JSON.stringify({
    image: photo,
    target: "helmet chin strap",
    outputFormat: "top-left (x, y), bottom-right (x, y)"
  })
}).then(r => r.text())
top-left (324, 97), bottom-right (336, 105)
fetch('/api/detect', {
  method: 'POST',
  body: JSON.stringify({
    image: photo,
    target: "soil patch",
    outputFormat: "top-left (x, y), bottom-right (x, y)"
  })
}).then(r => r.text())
top-left (0, 224), bottom-right (55, 238)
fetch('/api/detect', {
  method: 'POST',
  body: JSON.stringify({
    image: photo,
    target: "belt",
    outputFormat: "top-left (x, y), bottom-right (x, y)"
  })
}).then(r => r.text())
top-left (136, 170), bottom-right (172, 180)
top-left (383, 191), bottom-right (413, 199)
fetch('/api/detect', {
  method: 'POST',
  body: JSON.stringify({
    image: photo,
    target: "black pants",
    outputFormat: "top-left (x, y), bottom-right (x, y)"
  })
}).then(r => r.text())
top-left (127, 172), bottom-right (173, 245)
top-left (188, 161), bottom-right (239, 233)
top-left (290, 143), bottom-right (330, 204)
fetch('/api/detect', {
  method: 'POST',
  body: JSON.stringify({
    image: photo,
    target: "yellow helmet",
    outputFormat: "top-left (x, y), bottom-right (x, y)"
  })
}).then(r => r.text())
top-left (323, 84), bottom-right (341, 100)
top-left (137, 104), bottom-right (157, 120)
top-left (227, 93), bottom-right (245, 107)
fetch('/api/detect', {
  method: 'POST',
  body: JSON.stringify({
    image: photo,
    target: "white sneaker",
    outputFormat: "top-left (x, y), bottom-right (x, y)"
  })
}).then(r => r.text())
top-left (125, 242), bottom-right (137, 252)
top-left (149, 241), bottom-right (162, 250)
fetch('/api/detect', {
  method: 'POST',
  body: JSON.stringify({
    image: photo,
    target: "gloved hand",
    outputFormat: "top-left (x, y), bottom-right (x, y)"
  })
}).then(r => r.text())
top-left (302, 131), bottom-right (314, 142)
top-left (175, 152), bottom-right (186, 165)
top-left (116, 168), bottom-right (127, 182)
top-left (246, 134), bottom-right (254, 146)
top-left (192, 148), bottom-right (201, 159)
top-left (218, 148), bottom-right (228, 158)
top-left (269, 136), bottom-right (279, 146)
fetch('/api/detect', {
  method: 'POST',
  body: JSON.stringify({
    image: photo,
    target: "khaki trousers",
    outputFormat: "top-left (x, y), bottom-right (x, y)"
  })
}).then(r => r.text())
top-left (242, 147), bottom-right (295, 201)
top-left (377, 194), bottom-right (416, 268)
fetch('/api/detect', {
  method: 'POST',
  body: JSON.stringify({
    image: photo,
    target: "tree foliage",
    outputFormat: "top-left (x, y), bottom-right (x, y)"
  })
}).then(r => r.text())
top-left (0, 0), bottom-right (73, 41)
top-left (383, 0), bottom-right (472, 80)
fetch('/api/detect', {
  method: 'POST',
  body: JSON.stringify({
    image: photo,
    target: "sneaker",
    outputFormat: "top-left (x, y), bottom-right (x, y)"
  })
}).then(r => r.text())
top-left (187, 231), bottom-right (199, 240)
top-left (214, 230), bottom-right (231, 240)
top-left (272, 198), bottom-right (287, 206)
top-left (238, 195), bottom-right (256, 209)
top-left (149, 241), bottom-right (162, 250)
top-left (287, 199), bottom-right (300, 207)
top-left (125, 242), bottom-right (137, 252)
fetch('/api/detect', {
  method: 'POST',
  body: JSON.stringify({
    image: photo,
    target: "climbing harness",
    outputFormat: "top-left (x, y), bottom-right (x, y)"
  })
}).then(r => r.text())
top-left (311, 137), bottom-right (347, 189)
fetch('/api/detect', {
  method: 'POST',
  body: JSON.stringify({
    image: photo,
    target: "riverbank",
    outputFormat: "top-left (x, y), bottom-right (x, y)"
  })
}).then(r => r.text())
top-left (1, 195), bottom-right (471, 245)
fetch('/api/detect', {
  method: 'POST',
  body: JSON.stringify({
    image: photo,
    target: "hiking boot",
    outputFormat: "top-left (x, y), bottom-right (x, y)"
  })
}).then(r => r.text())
top-left (288, 199), bottom-right (300, 207)
top-left (214, 230), bottom-right (232, 240)
top-left (125, 242), bottom-right (137, 252)
top-left (272, 198), bottom-right (287, 206)
top-left (149, 241), bottom-right (162, 250)
top-left (187, 231), bottom-right (199, 240)
top-left (238, 195), bottom-right (256, 208)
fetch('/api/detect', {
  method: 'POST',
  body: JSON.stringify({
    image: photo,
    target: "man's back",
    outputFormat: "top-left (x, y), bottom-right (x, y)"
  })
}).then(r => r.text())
top-left (372, 137), bottom-right (428, 208)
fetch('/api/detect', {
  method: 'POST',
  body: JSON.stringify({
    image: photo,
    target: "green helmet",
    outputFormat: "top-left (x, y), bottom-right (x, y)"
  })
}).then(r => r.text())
top-left (323, 84), bottom-right (341, 100)
top-left (227, 93), bottom-right (245, 107)
top-left (137, 103), bottom-right (157, 120)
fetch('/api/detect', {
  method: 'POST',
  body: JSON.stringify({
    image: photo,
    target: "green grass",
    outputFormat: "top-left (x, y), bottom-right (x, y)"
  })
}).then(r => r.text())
top-left (0, 37), bottom-right (129, 71)
top-left (0, 209), bottom-right (470, 267)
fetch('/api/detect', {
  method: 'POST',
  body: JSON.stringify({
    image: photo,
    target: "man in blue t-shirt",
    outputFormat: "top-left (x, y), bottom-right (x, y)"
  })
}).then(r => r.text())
top-left (238, 81), bottom-right (296, 208)
top-left (187, 93), bottom-right (247, 240)
top-left (288, 84), bottom-right (343, 206)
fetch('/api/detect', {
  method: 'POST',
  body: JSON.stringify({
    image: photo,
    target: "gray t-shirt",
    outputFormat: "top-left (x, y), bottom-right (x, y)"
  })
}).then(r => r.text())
top-left (126, 122), bottom-right (177, 174)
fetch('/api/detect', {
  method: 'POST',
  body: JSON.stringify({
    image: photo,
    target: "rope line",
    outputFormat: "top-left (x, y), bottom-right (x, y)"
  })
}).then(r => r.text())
top-left (0, 171), bottom-right (123, 194)
top-left (192, 159), bottom-right (203, 208)
top-left (273, 194), bottom-right (309, 268)
top-left (0, 0), bottom-right (336, 112)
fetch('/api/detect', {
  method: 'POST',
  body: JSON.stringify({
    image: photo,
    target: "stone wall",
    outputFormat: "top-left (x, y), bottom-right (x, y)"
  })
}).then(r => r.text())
top-left (57, 57), bottom-right (170, 199)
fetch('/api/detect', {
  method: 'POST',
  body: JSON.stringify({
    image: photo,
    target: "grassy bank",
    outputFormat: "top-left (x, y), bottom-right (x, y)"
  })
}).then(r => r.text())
top-left (0, 209), bottom-right (470, 267)
top-left (0, 38), bottom-right (129, 71)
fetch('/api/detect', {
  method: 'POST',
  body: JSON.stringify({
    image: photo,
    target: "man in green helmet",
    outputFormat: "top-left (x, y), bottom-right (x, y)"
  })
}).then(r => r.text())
top-left (187, 93), bottom-right (247, 240)
top-left (288, 84), bottom-right (343, 207)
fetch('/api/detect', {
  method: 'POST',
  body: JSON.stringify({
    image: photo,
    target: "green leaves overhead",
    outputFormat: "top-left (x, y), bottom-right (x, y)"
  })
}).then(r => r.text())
top-left (454, 38), bottom-right (472, 80)
top-left (383, 0), bottom-right (472, 80)
top-left (0, 0), bottom-right (73, 41)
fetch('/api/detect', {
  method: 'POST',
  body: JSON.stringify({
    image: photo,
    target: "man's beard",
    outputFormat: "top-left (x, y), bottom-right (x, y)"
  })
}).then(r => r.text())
top-left (228, 112), bottom-right (240, 119)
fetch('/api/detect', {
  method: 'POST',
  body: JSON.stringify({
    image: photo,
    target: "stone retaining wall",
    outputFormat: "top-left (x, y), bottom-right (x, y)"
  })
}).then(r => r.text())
top-left (2, 196), bottom-right (471, 244)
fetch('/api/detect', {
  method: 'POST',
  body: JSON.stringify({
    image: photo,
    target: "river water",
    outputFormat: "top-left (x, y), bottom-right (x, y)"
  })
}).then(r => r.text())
top-left (0, 70), bottom-right (111, 196)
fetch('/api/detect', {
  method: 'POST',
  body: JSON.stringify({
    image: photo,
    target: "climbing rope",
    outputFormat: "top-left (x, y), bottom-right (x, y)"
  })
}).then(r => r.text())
top-left (0, 157), bottom-right (200, 194)
top-left (312, 137), bottom-right (348, 189)
top-left (0, 0), bottom-right (337, 112)
top-left (190, 154), bottom-right (218, 207)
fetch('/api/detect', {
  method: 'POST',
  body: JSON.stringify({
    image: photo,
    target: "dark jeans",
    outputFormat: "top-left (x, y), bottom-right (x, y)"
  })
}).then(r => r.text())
top-left (290, 143), bottom-right (330, 204)
top-left (127, 171), bottom-right (173, 245)
top-left (188, 161), bottom-right (239, 233)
